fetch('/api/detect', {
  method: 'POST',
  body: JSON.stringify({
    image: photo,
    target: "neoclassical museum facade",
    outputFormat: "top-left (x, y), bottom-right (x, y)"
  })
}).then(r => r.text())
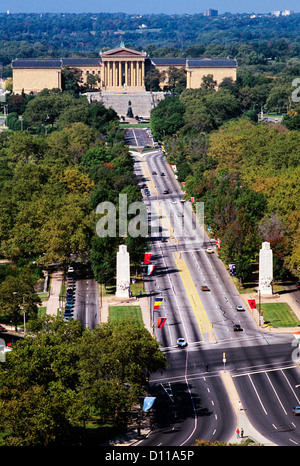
top-left (12, 46), bottom-right (237, 95)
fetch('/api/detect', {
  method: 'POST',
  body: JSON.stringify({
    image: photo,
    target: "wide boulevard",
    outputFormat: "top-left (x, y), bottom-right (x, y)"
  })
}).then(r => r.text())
top-left (130, 128), bottom-right (300, 447)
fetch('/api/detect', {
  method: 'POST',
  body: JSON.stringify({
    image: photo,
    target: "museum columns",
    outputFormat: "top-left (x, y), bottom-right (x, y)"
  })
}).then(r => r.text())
top-left (101, 47), bottom-right (147, 92)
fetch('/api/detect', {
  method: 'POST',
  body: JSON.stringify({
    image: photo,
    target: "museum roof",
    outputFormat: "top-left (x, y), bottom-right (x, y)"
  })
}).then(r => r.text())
top-left (187, 58), bottom-right (237, 67)
top-left (62, 58), bottom-right (102, 66)
top-left (151, 58), bottom-right (187, 66)
top-left (12, 58), bottom-right (102, 68)
top-left (12, 59), bottom-right (62, 68)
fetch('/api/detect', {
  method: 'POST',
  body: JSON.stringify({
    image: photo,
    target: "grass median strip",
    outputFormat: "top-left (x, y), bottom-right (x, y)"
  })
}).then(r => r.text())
top-left (109, 305), bottom-right (144, 326)
top-left (260, 302), bottom-right (300, 327)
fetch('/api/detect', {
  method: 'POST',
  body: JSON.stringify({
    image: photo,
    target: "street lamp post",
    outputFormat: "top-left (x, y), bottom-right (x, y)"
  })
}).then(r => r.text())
top-left (12, 292), bottom-right (26, 334)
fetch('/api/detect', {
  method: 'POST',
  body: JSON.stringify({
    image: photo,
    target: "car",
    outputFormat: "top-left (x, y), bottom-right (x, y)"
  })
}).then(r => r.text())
top-left (66, 301), bottom-right (74, 307)
top-left (236, 305), bottom-right (245, 311)
top-left (233, 324), bottom-right (243, 331)
top-left (161, 237), bottom-right (168, 242)
top-left (178, 211), bottom-right (184, 217)
top-left (297, 282), bottom-right (300, 289)
top-left (152, 171), bottom-right (157, 175)
top-left (177, 337), bottom-right (187, 347)
top-left (161, 172), bottom-right (165, 176)
top-left (63, 316), bottom-right (73, 321)
top-left (201, 285), bottom-right (210, 291)
top-left (171, 199), bottom-right (177, 204)
top-left (163, 190), bottom-right (169, 194)
top-left (206, 248), bottom-right (214, 254)
top-left (292, 406), bottom-right (300, 415)
top-left (0, 325), bottom-right (7, 332)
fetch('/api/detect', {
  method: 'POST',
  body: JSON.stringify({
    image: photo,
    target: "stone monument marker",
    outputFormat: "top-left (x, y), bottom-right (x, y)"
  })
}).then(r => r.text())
top-left (259, 241), bottom-right (273, 295)
top-left (116, 244), bottom-right (130, 298)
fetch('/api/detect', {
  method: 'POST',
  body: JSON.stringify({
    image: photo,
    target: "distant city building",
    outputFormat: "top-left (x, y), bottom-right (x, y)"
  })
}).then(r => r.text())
top-left (203, 9), bottom-right (218, 17)
top-left (271, 10), bottom-right (291, 17)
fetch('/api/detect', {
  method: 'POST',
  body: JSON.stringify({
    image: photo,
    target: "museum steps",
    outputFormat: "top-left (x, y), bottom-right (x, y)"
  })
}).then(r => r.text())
top-left (100, 91), bottom-right (164, 118)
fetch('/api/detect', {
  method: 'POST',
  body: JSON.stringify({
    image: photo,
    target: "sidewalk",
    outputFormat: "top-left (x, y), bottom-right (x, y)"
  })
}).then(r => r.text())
top-left (221, 370), bottom-right (276, 446)
top-left (46, 270), bottom-right (63, 316)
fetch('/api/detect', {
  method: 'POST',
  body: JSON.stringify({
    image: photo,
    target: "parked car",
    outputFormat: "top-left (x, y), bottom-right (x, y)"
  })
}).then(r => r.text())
top-left (0, 325), bottom-right (7, 332)
top-left (161, 172), bottom-right (165, 176)
top-left (63, 316), bottom-right (73, 321)
top-left (163, 189), bottom-right (169, 194)
top-left (206, 248), bottom-right (214, 254)
top-left (177, 337), bottom-right (187, 347)
top-left (201, 285), bottom-right (210, 291)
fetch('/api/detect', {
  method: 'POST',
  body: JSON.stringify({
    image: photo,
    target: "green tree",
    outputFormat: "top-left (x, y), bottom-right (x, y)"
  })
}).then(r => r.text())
top-left (0, 274), bottom-right (41, 331)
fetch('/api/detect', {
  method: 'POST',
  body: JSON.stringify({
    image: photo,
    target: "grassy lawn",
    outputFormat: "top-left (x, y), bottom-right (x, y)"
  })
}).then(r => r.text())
top-left (130, 279), bottom-right (145, 297)
top-left (261, 302), bottom-right (300, 327)
top-left (109, 305), bottom-right (144, 326)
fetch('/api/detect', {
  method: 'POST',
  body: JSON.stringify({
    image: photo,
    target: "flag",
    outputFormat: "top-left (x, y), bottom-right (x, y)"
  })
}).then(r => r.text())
top-left (143, 397), bottom-right (156, 411)
top-left (153, 298), bottom-right (163, 310)
top-left (248, 299), bottom-right (256, 309)
top-left (147, 264), bottom-right (155, 276)
top-left (229, 264), bottom-right (236, 276)
top-left (144, 252), bottom-right (151, 265)
top-left (156, 317), bottom-right (167, 329)
top-left (215, 238), bottom-right (221, 250)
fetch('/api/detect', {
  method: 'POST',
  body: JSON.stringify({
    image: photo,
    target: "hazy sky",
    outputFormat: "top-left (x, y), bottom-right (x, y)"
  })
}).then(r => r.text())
top-left (2, 0), bottom-right (299, 14)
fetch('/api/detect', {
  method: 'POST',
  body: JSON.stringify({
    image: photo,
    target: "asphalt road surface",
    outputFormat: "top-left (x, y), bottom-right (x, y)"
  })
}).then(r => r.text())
top-left (73, 265), bottom-right (99, 329)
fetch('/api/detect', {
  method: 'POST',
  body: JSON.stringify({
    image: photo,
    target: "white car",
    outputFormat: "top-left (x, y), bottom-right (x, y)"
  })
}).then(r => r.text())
top-left (206, 247), bottom-right (214, 254)
top-left (236, 305), bottom-right (245, 312)
top-left (177, 337), bottom-right (187, 347)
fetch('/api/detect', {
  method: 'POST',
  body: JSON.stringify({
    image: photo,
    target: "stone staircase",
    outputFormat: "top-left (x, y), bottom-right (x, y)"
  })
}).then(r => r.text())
top-left (100, 91), bottom-right (164, 118)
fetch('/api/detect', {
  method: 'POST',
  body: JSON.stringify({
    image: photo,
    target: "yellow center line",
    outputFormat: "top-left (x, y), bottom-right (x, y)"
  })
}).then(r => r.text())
top-left (140, 156), bottom-right (158, 196)
top-left (140, 155), bottom-right (216, 343)
top-left (174, 252), bottom-right (217, 343)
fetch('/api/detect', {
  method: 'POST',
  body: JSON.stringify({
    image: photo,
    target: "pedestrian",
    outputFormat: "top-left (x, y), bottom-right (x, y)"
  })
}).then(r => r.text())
top-left (236, 428), bottom-right (240, 438)
top-left (241, 428), bottom-right (244, 438)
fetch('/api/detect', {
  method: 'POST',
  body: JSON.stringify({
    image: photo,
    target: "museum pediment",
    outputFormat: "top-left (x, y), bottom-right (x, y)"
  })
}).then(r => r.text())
top-left (101, 47), bottom-right (147, 58)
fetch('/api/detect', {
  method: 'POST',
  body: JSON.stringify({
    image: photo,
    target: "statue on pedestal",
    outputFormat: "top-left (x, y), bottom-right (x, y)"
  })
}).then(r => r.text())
top-left (259, 242), bottom-right (273, 295)
top-left (116, 245), bottom-right (130, 298)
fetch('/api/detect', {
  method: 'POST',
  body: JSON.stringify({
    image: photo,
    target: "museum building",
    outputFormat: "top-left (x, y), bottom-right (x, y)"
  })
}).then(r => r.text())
top-left (12, 46), bottom-right (237, 117)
